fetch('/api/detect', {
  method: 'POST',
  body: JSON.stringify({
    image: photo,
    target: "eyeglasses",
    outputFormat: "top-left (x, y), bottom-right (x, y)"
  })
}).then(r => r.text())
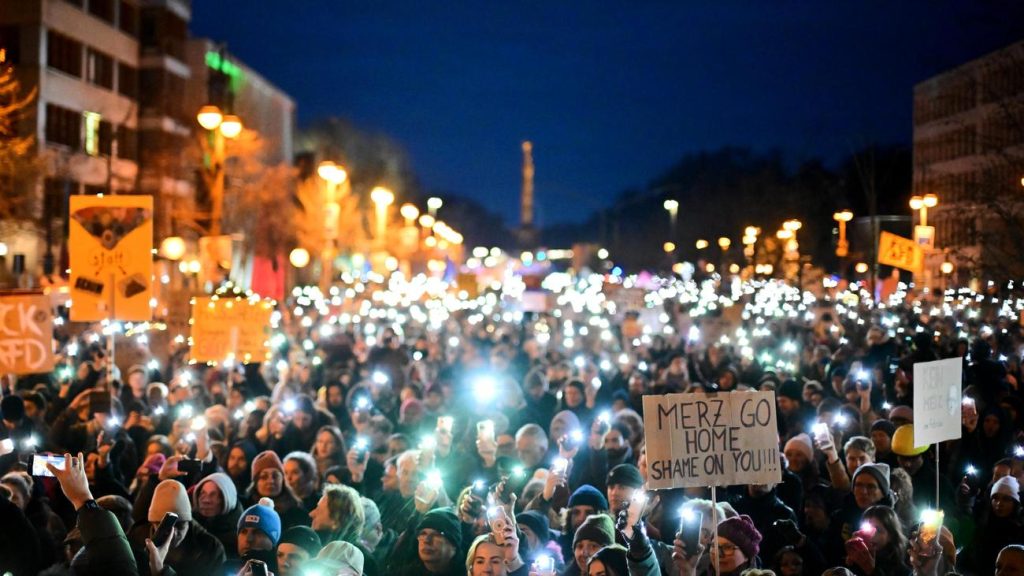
top-left (853, 482), bottom-right (880, 493)
top-left (417, 531), bottom-right (446, 543)
top-left (717, 544), bottom-right (739, 556)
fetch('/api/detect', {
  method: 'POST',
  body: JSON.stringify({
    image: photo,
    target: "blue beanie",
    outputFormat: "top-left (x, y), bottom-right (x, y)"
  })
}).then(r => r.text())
top-left (568, 485), bottom-right (609, 511)
top-left (239, 497), bottom-right (282, 545)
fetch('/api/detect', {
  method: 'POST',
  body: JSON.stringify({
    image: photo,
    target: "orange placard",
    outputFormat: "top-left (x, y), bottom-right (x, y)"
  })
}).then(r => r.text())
top-left (190, 296), bottom-right (273, 363)
top-left (878, 231), bottom-right (923, 273)
top-left (0, 294), bottom-right (55, 374)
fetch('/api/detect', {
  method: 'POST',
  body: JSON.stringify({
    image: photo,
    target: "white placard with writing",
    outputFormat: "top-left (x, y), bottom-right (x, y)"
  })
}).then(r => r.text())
top-left (913, 357), bottom-right (963, 448)
top-left (642, 391), bottom-right (782, 489)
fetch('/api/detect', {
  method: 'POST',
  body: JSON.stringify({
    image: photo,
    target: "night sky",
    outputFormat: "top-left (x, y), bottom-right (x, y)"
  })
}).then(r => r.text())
top-left (191, 1), bottom-right (1024, 226)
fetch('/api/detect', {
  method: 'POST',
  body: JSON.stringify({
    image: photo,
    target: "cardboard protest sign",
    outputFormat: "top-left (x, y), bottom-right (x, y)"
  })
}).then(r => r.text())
top-left (69, 195), bottom-right (154, 322)
top-left (643, 391), bottom-right (782, 489)
top-left (0, 294), bottom-right (55, 374)
top-left (878, 231), bottom-right (923, 273)
top-left (190, 296), bottom-right (273, 363)
top-left (913, 357), bottom-right (963, 448)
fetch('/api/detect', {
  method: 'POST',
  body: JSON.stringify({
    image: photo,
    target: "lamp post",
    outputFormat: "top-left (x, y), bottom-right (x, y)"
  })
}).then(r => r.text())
top-left (196, 105), bottom-right (242, 236)
top-left (909, 194), bottom-right (938, 250)
top-left (370, 187), bottom-right (395, 252)
top-left (427, 197), bottom-right (443, 218)
top-left (317, 160), bottom-right (347, 291)
top-left (833, 210), bottom-right (853, 258)
top-left (718, 237), bottom-right (731, 274)
top-left (663, 199), bottom-right (679, 242)
top-left (742, 227), bottom-right (759, 273)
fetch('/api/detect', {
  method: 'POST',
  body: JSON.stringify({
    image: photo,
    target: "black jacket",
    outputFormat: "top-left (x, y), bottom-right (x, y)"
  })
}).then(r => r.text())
top-left (128, 520), bottom-right (226, 576)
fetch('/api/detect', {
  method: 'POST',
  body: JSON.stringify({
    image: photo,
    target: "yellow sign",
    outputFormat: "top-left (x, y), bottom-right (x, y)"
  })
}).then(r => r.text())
top-left (0, 294), bottom-right (55, 374)
top-left (878, 231), bottom-right (923, 273)
top-left (190, 296), bottom-right (273, 363)
top-left (69, 195), bottom-right (153, 322)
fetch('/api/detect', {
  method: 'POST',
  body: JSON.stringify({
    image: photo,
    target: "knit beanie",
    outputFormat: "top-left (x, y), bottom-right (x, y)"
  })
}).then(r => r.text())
top-left (140, 453), bottom-right (166, 477)
top-left (852, 463), bottom-right (891, 495)
top-left (589, 544), bottom-right (628, 576)
top-left (516, 511), bottom-right (551, 544)
top-left (992, 476), bottom-right (1021, 502)
top-left (718, 515), bottom-right (763, 559)
top-left (315, 541), bottom-right (364, 575)
top-left (870, 419), bottom-right (896, 438)
top-left (607, 464), bottom-right (644, 490)
top-left (568, 485), bottom-right (609, 511)
top-left (193, 472), bottom-right (238, 516)
top-left (784, 434), bottom-right (814, 463)
top-left (280, 525), bottom-right (322, 557)
top-left (149, 479), bottom-right (193, 522)
top-left (239, 497), bottom-right (282, 544)
top-left (778, 380), bottom-right (802, 401)
top-left (416, 507), bottom-right (462, 549)
top-left (573, 514), bottom-right (615, 549)
top-left (251, 450), bottom-right (284, 480)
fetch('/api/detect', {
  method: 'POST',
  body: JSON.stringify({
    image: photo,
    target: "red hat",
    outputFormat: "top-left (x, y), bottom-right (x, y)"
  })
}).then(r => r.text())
top-left (718, 514), bottom-right (762, 559)
top-left (251, 450), bottom-right (284, 481)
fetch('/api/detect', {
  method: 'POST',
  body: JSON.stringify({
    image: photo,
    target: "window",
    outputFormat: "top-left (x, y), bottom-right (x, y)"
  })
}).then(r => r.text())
top-left (118, 63), bottom-right (137, 98)
top-left (119, 1), bottom-right (139, 36)
top-left (0, 26), bottom-right (21, 65)
top-left (45, 104), bottom-right (81, 149)
top-left (47, 30), bottom-right (82, 77)
top-left (44, 178), bottom-right (73, 220)
top-left (83, 111), bottom-right (102, 156)
top-left (88, 0), bottom-right (116, 24)
top-left (63, 0), bottom-right (84, 8)
top-left (87, 48), bottom-right (114, 89)
top-left (119, 127), bottom-right (138, 161)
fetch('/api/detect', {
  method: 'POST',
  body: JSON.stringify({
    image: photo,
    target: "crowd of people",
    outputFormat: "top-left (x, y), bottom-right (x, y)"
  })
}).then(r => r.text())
top-left (0, 274), bottom-right (1023, 576)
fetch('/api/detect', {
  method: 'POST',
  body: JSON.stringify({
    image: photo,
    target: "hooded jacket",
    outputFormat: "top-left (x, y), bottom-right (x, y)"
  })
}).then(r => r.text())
top-left (128, 519), bottom-right (226, 576)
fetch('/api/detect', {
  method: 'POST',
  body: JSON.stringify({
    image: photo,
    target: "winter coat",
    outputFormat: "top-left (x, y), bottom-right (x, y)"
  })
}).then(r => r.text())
top-left (0, 496), bottom-right (43, 576)
top-left (70, 505), bottom-right (140, 576)
top-left (194, 501), bottom-right (242, 558)
top-left (128, 520), bottom-right (226, 576)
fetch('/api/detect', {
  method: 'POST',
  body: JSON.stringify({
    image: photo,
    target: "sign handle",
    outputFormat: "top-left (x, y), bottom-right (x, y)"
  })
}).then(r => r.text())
top-left (935, 443), bottom-right (940, 510)
top-left (711, 485), bottom-right (720, 576)
top-left (107, 273), bottom-right (116, 385)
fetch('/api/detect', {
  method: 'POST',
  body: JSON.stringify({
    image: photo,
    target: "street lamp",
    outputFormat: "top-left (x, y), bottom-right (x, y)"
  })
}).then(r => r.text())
top-left (910, 193), bottom-right (938, 249)
top-left (427, 197), bottom-right (443, 218)
top-left (196, 105), bottom-right (242, 236)
top-left (663, 242), bottom-right (676, 253)
top-left (663, 199), bottom-right (679, 241)
top-left (289, 248), bottom-right (310, 268)
top-left (159, 237), bottom-right (187, 261)
top-left (717, 237), bottom-right (731, 250)
top-left (833, 210), bottom-right (853, 258)
top-left (695, 239), bottom-right (709, 250)
top-left (400, 204), bottom-right (420, 226)
top-left (940, 261), bottom-right (954, 275)
top-left (371, 187), bottom-right (395, 250)
top-left (317, 160), bottom-right (348, 291)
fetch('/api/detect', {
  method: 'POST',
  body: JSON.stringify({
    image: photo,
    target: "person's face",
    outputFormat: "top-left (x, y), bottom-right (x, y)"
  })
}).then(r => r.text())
top-left (870, 431), bottom-right (891, 454)
top-left (845, 448), bottom-right (871, 476)
top-left (257, 468), bottom-right (284, 497)
top-left (853, 475), bottom-right (883, 509)
top-left (470, 541), bottom-right (507, 576)
top-left (129, 373), bottom-right (146, 395)
top-left (784, 447), bottom-right (808, 473)
top-left (898, 455), bottom-right (924, 476)
top-left (417, 529), bottom-right (456, 566)
top-left (992, 493), bottom-right (1017, 518)
top-left (565, 386), bottom-right (583, 408)
top-left (327, 386), bottom-right (344, 407)
top-left (516, 435), bottom-right (545, 468)
top-left (526, 384), bottom-right (545, 401)
top-left (994, 463), bottom-right (1012, 481)
top-left (519, 525), bottom-right (540, 551)
top-left (23, 402), bottom-right (41, 421)
top-left (387, 437), bottom-right (408, 458)
top-left (748, 484), bottom-right (772, 498)
top-left (607, 484), bottom-right (638, 511)
top-left (276, 543), bottom-right (311, 576)
top-left (865, 517), bottom-right (890, 549)
top-left (604, 429), bottom-right (626, 453)
top-left (398, 458), bottom-right (419, 497)
top-left (778, 397), bottom-right (799, 414)
top-left (996, 548), bottom-right (1024, 576)
top-left (713, 537), bottom-right (748, 574)
top-left (227, 448), bottom-right (248, 478)
top-left (284, 460), bottom-right (309, 493)
top-left (292, 410), bottom-right (313, 431)
top-left (983, 414), bottom-right (1001, 437)
top-left (238, 527), bottom-right (273, 556)
top-left (85, 453), bottom-right (99, 482)
top-left (196, 481), bottom-right (224, 518)
top-left (804, 504), bottom-right (829, 532)
top-left (779, 551), bottom-right (803, 576)
top-left (588, 559), bottom-right (611, 576)
top-left (570, 506), bottom-right (596, 532)
top-left (309, 495), bottom-right (335, 531)
top-left (382, 463), bottom-right (399, 492)
top-left (316, 431), bottom-right (338, 458)
top-left (550, 419), bottom-right (570, 443)
top-left (574, 540), bottom-right (602, 572)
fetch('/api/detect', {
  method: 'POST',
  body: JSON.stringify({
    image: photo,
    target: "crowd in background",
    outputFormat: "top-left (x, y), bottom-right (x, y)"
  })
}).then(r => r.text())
top-left (0, 276), bottom-right (1023, 576)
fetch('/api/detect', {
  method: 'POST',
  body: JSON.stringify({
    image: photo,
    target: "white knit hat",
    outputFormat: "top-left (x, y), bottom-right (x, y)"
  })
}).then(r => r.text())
top-left (991, 476), bottom-right (1021, 503)
top-left (192, 472), bottom-right (238, 515)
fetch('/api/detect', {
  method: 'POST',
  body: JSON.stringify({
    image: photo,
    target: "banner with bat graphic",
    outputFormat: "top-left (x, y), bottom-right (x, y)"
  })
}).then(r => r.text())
top-left (69, 195), bottom-right (154, 322)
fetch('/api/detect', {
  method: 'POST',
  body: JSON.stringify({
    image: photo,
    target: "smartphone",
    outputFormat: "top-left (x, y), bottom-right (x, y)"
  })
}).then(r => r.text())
top-left (532, 556), bottom-right (556, 576)
top-left (249, 560), bottom-right (268, 576)
top-left (177, 459), bottom-right (202, 474)
top-left (152, 511), bottom-right (179, 547)
top-left (353, 437), bottom-right (370, 463)
top-left (487, 506), bottom-right (509, 544)
top-left (470, 479), bottom-right (489, 499)
top-left (477, 420), bottom-right (495, 443)
top-left (0, 438), bottom-right (14, 456)
top-left (90, 390), bottom-right (112, 416)
top-left (30, 453), bottom-right (66, 477)
top-left (678, 509), bottom-right (703, 553)
top-left (561, 429), bottom-right (583, 451)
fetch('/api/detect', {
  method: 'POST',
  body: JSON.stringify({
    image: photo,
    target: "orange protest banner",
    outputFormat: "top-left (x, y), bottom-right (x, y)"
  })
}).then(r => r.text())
top-left (0, 294), bottom-right (55, 374)
top-left (878, 231), bottom-right (923, 273)
top-left (190, 296), bottom-right (273, 363)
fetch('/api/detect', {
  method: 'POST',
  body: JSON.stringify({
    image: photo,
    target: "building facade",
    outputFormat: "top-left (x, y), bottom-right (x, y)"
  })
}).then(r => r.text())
top-left (912, 39), bottom-right (1024, 283)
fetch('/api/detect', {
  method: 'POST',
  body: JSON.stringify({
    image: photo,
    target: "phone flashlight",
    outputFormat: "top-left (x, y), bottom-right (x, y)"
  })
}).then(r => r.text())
top-left (965, 464), bottom-right (978, 476)
top-left (859, 521), bottom-right (876, 537)
top-left (832, 413), bottom-right (848, 427)
top-left (553, 457), bottom-right (568, 474)
top-left (812, 422), bottom-right (829, 441)
top-left (425, 469), bottom-right (443, 490)
top-left (420, 435), bottom-right (437, 451)
top-left (598, 411), bottom-right (611, 424)
top-left (282, 398), bottom-right (297, 413)
top-left (437, 416), bottom-right (454, 433)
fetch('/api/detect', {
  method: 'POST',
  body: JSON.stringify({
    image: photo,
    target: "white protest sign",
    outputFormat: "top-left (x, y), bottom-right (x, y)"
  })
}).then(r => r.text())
top-left (913, 357), bottom-right (963, 448)
top-left (642, 391), bottom-right (782, 489)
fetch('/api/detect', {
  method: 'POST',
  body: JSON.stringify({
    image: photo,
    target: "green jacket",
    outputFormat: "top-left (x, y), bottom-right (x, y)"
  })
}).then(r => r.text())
top-left (71, 506), bottom-right (140, 576)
